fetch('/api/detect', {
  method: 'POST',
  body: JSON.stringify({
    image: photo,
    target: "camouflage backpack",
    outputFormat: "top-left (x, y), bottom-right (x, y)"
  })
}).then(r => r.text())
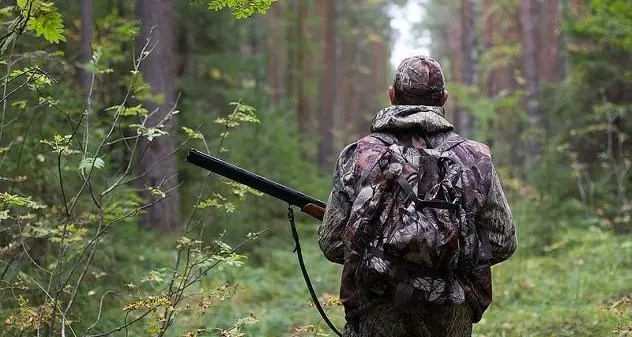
top-left (341, 131), bottom-right (490, 308)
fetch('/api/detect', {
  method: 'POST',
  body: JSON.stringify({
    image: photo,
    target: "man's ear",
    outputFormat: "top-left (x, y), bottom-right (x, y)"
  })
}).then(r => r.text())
top-left (388, 86), bottom-right (397, 105)
top-left (439, 91), bottom-right (449, 106)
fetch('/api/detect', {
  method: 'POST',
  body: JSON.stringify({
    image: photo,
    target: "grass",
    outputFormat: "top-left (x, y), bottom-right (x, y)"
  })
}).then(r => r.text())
top-left (7, 215), bottom-right (629, 337)
top-left (165, 224), bottom-right (632, 337)
top-left (474, 227), bottom-right (632, 336)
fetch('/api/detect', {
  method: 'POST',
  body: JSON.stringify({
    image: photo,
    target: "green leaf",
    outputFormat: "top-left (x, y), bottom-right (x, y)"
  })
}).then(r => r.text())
top-left (10, 67), bottom-right (53, 88)
top-left (223, 181), bottom-right (263, 200)
top-left (78, 157), bottom-right (105, 171)
top-left (121, 104), bottom-right (149, 118)
top-left (11, 100), bottom-right (28, 109)
top-left (26, 3), bottom-right (66, 44)
top-left (147, 186), bottom-right (166, 198)
top-left (204, 0), bottom-right (273, 18)
top-left (130, 124), bottom-right (169, 141)
top-left (181, 126), bottom-right (204, 139)
top-left (0, 192), bottom-right (46, 209)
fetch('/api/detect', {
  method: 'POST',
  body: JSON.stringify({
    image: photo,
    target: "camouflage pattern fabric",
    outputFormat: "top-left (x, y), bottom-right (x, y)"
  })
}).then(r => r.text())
top-left (342, 302), bottom-right (473, 337)
top-left (318, 105), bottom-right (517, 336)
top-left (341, 130), bottom-right (471, 306)
top-left (393, 56), bottom-right (446, 104)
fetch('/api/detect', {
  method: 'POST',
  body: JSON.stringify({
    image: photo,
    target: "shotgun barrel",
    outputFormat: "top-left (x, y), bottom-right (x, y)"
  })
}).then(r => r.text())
top-left (186, 149), bottom-right (327, 220)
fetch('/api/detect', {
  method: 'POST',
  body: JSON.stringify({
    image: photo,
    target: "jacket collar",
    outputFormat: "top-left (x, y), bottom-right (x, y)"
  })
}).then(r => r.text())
top-left (369, 105), bottom-right (453, 134)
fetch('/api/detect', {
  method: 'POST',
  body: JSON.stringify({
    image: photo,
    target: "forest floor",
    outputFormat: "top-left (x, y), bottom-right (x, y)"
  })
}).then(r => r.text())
top-left (93, 214), bottom-right (632, 337)
top-left (165, 225), bottom-right (632, 337)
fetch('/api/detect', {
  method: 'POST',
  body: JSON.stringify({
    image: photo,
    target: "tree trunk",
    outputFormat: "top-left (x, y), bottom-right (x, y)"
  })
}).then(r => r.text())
top-left (539, 0), bottom-right (561, 83)
top-left (508, 8), bottom-right (523, 170)
top-left (459, 0), bottom-right (478, 137)
top-left (80, 0), bottom-right (92, 104)
top-left (266, 1), bottom-right (285, 107)
top-left (447, 3), bottom-right (462, 132)
top-left (135, 0), bottom-right (180, 231)
top-left (318, 0), bottom-right (336, 169)
top-left (347, 13), bottom-right (362, 141)
top-left (372, 38), bottom-right (387, 106)
top-left (482, 0), bottom-right (494, 98)
top-left (558, 0), bottom-right (568, 80)
top-left (296, 1), bottom-right (309, 142)
top-left (520, 0), bottom-right (542, 167)
top-left (481, 0), bottom-right (497, 152)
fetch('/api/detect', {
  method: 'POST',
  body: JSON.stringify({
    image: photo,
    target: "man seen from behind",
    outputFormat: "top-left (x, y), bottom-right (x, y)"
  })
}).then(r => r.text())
top-left (318, 56), bottom-right (517, 337)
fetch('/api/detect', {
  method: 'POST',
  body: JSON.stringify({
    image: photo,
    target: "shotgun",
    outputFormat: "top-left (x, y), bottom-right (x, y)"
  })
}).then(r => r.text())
top-left (185, 148), bottom-right (327, 221)
top-left (186, 148), bottom-right (342, 336)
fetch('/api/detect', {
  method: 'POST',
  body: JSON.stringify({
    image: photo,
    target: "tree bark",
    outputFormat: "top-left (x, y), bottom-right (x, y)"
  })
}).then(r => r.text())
top-left (508, 7), bottom-right (524, 170)
top-left (372, 39), bottom-right (387, 105)
top-left (558, 0), bottom-right (568, 80)
top-left (447, 2), bottom-right (462, 133)
top-left (266, 1), bottom-right (285, 107)
top-left (459, 0), bottom-right (478, 137)
top-left (296, 0), bottom-right (309, 142)
top-left (520, 0), bottom-right (542, 167)
top-left (318, 0), bottom-right (336, 169)
top-left (539, 0), bottom-right (561, 83)
top-left (135, 0), bottom-right (180, 231)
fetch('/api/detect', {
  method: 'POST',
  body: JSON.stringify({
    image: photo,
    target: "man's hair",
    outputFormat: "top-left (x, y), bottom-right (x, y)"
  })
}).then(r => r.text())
top-left (393, 55), bottom-right (446, 106)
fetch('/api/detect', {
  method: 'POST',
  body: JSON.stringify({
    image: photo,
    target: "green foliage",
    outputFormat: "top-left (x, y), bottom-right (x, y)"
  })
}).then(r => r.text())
top-left (0, 1), bottom-right (273, 336)
top-left (16, 0), bottom-right (66, 43)
top-left (533, 0), bottom-right (632, 236)
top-left (446, 83), bottom-right (526, 145)
top-left (2, 0), bottom-right (630, 336)
top-left (106, 218), bottom-right (630, 336)
top-left (192, 0), bottom-right (274, 19)
top-left (566, 0), bottom-right (632, 52)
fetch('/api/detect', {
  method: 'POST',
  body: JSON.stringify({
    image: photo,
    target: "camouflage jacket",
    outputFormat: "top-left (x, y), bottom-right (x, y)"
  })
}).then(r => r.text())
top-left (318, 105), bottom-right (517, 325)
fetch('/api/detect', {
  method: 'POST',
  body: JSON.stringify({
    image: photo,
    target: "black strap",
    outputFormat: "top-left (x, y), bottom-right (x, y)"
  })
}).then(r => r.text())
top-left (287, 206), bottom-right (342, 337)
top-left (397, 176), bottom-right (458, 211)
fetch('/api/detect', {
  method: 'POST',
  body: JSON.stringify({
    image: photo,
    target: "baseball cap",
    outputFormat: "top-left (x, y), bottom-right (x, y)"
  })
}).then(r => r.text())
top-left (393, 55), bottom-right (446, 103)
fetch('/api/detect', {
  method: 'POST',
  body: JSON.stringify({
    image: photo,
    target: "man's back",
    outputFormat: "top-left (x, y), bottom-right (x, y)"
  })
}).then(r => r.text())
top-left (318, 104), bottom-right (516, 337)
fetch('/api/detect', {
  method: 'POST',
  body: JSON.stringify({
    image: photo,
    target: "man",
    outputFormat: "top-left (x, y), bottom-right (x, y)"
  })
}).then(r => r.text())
top-left (318, 56), bottom-right (517, 337)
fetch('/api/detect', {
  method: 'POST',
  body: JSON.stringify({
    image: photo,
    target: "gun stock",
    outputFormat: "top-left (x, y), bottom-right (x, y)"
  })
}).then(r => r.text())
top-left (301, 203), bottom-right (326, 221)
top-left (186, 149), bottom-right (327, 221)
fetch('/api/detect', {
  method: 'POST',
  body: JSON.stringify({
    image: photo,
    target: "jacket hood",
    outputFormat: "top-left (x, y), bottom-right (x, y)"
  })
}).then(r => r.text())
top-left (369, 105), bottom-right (453, 134)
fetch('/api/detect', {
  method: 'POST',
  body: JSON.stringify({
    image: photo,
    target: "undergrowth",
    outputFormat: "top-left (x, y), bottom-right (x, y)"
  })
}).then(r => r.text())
top-left (46, 211), bottom-right (630, 337)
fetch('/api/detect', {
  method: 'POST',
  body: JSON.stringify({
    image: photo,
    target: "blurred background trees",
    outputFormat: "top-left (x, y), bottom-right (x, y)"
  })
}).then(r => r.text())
top-left (0, 0), bottom-right (631, 336)
top-left (417, 0), bottom-right (631, 244)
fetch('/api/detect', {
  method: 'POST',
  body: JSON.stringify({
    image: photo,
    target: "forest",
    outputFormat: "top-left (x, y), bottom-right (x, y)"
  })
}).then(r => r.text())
top-left (0, 0), bottom-right (631, 336)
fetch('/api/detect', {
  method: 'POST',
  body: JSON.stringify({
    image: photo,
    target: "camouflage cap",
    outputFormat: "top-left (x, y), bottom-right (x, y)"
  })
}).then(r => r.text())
top-left (393, 55), bottom-right (445, 103)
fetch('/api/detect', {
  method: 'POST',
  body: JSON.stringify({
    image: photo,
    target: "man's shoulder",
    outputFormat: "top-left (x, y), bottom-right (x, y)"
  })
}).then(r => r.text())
top-left (339, 134), bottom-right (390, 157)
top-left (333, 141), bottom-right (359, 171)
top-left (334, 134), bottom-right (393, 173)
top-left (459, 139), bottom-right (492, 158)
top-left (446, 135), bottom-right (495, 172)
top-left (337, 141), bottom-right (358, 159)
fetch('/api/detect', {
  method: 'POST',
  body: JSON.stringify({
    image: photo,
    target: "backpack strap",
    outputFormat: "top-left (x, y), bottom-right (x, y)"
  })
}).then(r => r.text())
top-left (431, 133), bottom-right (494, 264)
top-left (397, 176), bottom-right (459, 211)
